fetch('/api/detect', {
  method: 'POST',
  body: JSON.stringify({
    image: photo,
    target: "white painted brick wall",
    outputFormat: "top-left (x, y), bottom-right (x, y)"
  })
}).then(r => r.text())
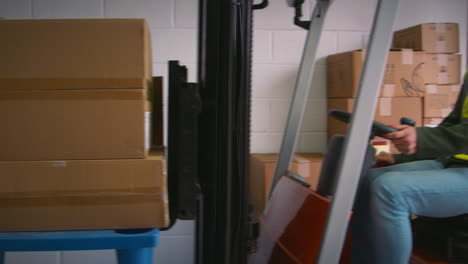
top-left (174, 0), bottom-right (197, 28)
top-left (61, 250), bottom-right (116, 264)
top-left (33, 0), bottom-right (104, 18)
top-left (104, 0), bottom-right (172, 28)
top-left (323, 0), bottom-right (376, 31)
top-left (251, 0), bottom-right (467, 154)
top-left (0, 0), bottom-right (32, 18)
top-left (152, 29), bottom-right (197, 63)
top-left (252, 30), bottom-right (272, 62)
top-left (5, 251), bottom-right (60, 264)
top-left (0, 0), bottom-right (466, 263)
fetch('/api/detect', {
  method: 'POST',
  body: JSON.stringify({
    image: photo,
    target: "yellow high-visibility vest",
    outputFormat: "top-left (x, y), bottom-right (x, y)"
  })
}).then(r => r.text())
top-left (454, 82), bottom-right (468, 160)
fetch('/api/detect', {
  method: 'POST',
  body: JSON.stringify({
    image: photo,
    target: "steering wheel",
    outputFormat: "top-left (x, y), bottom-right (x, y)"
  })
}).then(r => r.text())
top-left (328, 109), bottom-right (398, 137)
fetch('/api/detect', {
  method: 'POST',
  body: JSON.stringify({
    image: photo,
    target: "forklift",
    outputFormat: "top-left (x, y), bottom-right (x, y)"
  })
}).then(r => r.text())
top-left (166, 0), bottom-right (467, 263)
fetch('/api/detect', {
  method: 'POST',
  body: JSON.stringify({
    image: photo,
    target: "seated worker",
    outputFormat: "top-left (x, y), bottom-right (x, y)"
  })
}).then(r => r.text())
top-left (350, 76), bottom-right (468, 264)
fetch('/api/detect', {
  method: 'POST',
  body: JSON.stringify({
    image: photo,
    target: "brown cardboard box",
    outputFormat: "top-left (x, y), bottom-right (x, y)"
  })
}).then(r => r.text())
top-left (0, 90), bottom-right (149, 161)
top-left (327, 97), bottom-right (422, 138)
top-left (0, 151), bottom-right (168, 232)
top-left (423, 84), bottom-right (460, 118)
top-left (423, 54), bottom-right (461, 84)
top-left (0, 19), bottom-right (152, 160)
top-left (250, 153), bottom-right (323, 216)
top-left (423, 117), bottom-right (444, 127)
top-left (327, 50), bottom-right (425, 98)
top-left (0, 19), bottom-right (152, 89)
top-left (393, 23), bottom-right (459, 53)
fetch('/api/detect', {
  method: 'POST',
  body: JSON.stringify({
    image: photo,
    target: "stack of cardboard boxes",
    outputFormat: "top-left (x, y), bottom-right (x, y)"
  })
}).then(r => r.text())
top-left (393, 23), bottom-right (462, 126)
top-left (0, 19), bottom-right (168, 231)
top-left (327, 23), bottom-right (462, 147)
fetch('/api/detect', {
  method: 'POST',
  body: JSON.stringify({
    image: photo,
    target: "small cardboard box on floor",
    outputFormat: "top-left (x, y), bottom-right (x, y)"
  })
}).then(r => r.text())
top-left (327, 97), bottom-right (422, 139)
top-left (327, 49), bottom-right (426, 98)
top-left (250, 153), bottom-right (323, 216)
top-left (393, 23), bottom-right (459, 53)
top-left (0, 19), bottom-right (153, 160)
top-left (0, 151), bottom-right (168, 232)
top-left (423, 84), bottom-right (460, 118)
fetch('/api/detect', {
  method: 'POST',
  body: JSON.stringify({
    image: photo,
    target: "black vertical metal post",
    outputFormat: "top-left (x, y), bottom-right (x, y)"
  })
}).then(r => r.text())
top-left (196, 0), bottom-right (252, 263)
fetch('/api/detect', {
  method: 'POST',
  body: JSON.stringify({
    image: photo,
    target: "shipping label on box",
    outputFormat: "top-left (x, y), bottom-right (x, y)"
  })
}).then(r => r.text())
top-left (327, 50), bottom-right (425, 98)
top-left (393, 23), bottom-right (459, 53)
top-left (423, 54), bottom-right (461, 84)
top-left (423, 84), bottom-right (460, 118)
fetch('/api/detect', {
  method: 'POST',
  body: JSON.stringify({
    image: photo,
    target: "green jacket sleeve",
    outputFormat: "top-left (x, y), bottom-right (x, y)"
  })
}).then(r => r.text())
top-left (393, 120), bottom-right (468, 163)
top-left (393, 80), bottom-right (468, 164)
top-left (413, 121), bottom-right (468, 158)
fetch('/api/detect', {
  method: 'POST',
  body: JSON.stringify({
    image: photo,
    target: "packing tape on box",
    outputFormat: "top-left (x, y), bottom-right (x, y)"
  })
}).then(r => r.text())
top-left (438, 72), bottom-right (449, 84)
top-left (382, 84), bottom-right (395, 97)
top-left (361, 50), bottom-right (367, 61)
top-left (379, 98), bottom-right (392, 116)
top-left (435, 23), bottom-right (446, 32)
top-left (0, 78), bottom-right (147, 90)
top-left (51, 161), bottom-right (67, 167)
top-left (452, 85), bottom-right (461, 92)
top-left (437, 54), bottom-right (449, 66)
top-left (0, 187), bottom-right (164, 198)
top-left (441, 108), bottom-right (451, 117)
top-left (293, 156), bottom-right (311, 177)
top-left (424, 118), bottom-right (443, 127)
top-left (0, 194), bottom-right (164, 208)
top-left (401, 49), bottom-right (413, 65)
top-left (435, 40), bottom-right (446, 53)
top-left (425, 85), bottom-right (438, 94)
top-left (0, 89), bottom-right (144, 100)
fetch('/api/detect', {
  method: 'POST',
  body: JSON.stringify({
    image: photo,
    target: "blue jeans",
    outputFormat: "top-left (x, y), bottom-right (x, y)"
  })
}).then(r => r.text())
top-left (350, 160), bottom-right (468, 264)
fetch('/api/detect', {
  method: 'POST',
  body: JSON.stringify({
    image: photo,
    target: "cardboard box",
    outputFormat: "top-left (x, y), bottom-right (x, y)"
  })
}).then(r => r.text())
top-left (250, 153), bottom-right (323, 216)
top-left (393, 23), bottom-right (459, 54)
top-left (327, 50), bottom-right (426, 98)
top-left (0, 152), bottom-right (168, 232)
top-left (423, 84), bottom-right (460, 118)
top-left (423, 117), bottom-right (444, 127)
top-left (423, 54), bottom-right (461, 84)
top-left (0, 89), bottom-right (149, 161)
top-left (327, 97), bottom-right (422, 139)
top-left (0, 19), bottom-right (152, 89)
top-left (0, 19), bottom-right (152, 160)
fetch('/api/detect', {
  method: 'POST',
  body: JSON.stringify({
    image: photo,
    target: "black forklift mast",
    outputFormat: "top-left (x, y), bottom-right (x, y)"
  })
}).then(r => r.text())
top-left (167, 1), bottom-right (267, 263)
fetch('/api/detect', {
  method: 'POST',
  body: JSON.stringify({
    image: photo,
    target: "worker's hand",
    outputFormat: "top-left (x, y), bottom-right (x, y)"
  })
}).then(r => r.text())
top-left (383, 125), bottom-right (417, 155)
top-left (375, 151), bottom-right (395, 167)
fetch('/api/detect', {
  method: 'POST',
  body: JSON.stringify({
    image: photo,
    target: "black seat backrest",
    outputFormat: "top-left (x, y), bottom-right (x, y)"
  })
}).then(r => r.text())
top-left (316, 134), bottom-right (376, 198)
